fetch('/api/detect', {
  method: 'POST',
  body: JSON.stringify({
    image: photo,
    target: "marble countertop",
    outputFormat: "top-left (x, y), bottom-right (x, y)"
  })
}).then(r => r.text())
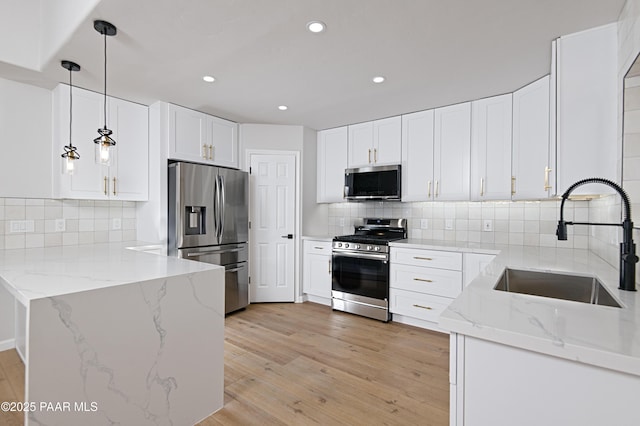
top-left (390, 238), bottom-right (503, 254)
top-left (301, 234), bottom-right (335, 242)
top-left (0, 241), bottom-right (221, 305)
top-left (404, 240), bottom-right (640, 376)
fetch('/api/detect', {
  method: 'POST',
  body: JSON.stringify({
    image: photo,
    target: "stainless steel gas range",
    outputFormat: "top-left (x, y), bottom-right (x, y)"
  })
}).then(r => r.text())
top-left (331, 218), bottom-right (407, 322)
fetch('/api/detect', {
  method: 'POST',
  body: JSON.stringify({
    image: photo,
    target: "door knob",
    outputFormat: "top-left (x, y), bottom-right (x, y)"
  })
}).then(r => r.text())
top-left (281, 234), bottom-right (293, 239)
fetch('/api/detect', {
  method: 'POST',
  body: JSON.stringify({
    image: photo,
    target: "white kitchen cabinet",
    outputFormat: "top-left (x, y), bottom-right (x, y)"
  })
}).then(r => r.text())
top-left (390, 246), bottom-right (463, 331)
top-left (554, 23), bottom-right (617, 196)
top-left (317, 127), bottom-right (348, 202)
top-left (433, 103), bottom-right (471, 200)
top-left (52, 84), bottom-right (149, 201)
top-left (451, 335), bottom-right (640, 426)
top-left (462, 252), bottom-right (496, 286)
top-left (401, 110), bottom-right (435, 201)
top-left (348, 116), bottom-right (401, 167)
top-left (302, 239), bottom-right (333, 305)
top-left (167, 103), bottom-right (238, 168)
top-left (512, 75), bottom-right (553, 200)
top-left (471, 94), bottom-right (512, 200)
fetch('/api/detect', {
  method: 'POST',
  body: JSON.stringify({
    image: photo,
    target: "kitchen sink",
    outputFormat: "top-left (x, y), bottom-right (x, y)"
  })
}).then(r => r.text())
top-left (494, 268), bottom-right (621, 308)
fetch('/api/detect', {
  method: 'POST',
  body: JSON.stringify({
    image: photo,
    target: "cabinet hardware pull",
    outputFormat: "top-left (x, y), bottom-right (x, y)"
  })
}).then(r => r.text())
top-left (413, 304), bottom-right (433, 310)
top-left (103, 176), bottom-right (108, 195)
top-left (374, 148), bottom-right (377, 163)
top-left (544, 166), bottom-right (552, 191)
top-left (328, 260), bottom-right (331, 274)
top-left (480, 178), bottom-right (485, 197)
top-left (202, 144), bottom-right (208, 160)
top-left (113, 177), bottom-right (117, 196)
top-left (209, 144), bottom-right (214, 160)
top-left (368, 149), bottom-right (371, 163)
top-left (427, 180), bottom-right (432, 198)
top-left (511, 176), bottom-right (516, 195)
top-left (314, 246), bottom-right (323, 250)
top-left (413, 256), bottom-right (433, 261)
top-left (435, 180), bottom-right (439, 197)
top-left (413, 278), bottom-right (433, 283)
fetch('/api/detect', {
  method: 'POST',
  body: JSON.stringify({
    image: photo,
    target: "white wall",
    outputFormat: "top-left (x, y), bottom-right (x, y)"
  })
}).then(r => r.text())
top-left (0, 77), bottom-right (52, 198)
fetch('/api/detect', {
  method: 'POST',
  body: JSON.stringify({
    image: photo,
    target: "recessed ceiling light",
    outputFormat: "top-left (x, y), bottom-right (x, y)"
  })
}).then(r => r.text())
top-left (372, 76), bottom-right (385, 84)
top-left (307, 21), bottom-right (326, 33)
top-left (278, 105), bottom-right (288, 111)
top-left (203, 75), bottom-right (215, 83)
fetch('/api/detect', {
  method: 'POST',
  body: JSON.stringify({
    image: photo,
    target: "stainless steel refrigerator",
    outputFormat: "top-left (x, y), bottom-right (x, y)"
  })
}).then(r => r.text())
top-left (168, 161), bottom-right (249, 314)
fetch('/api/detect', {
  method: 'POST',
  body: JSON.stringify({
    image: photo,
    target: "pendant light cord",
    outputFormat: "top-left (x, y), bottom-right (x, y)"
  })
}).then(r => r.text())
top-left (69, 69), bottom-right (73, 146)
top-left (103, 31), bottom-right (107, 129)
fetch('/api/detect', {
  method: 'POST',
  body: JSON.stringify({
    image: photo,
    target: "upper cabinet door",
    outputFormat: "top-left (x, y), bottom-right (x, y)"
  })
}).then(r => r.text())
top-left (512, 76), bottom-right (551, 200)
top-left (373, 116), bottom-right (402, 165)
top-left (471, 94), bottom-right (513, 201)
top-left (434, 102), bottom-right (471, 200)
top-left (52, 84), bottom-right (149, 201)
top-left (317, 126), bottom-right (348, 203)
top-left (348, 121), bottom-right (374, 167)
top-left (168, 104), bottom-right (209, 163)
top-left (401, 110), bottom-right (434, 201)
top-left (168, 103), bottom-right (238, 168)
top-left (555, 23), bottom-right (617, 196)
top-left (208, 115), bottom-right (238, 168)
top-left (110, 98), bottom-right (149, 201)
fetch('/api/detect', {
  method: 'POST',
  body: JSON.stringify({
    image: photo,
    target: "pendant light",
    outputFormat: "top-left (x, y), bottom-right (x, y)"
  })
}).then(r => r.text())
top-left (60, 60), bottom-right (81, 175)
top-left (93, 20), bottom-right (117, 165)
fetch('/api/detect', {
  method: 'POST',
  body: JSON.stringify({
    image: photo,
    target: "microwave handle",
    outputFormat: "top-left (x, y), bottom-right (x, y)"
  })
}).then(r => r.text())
top-left (344, 186), bottom-right (349, 198)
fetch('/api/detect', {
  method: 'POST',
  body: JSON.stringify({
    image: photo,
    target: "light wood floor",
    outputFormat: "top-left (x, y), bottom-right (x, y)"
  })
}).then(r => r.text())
top-left (0, 302), bottom-right (449, 426)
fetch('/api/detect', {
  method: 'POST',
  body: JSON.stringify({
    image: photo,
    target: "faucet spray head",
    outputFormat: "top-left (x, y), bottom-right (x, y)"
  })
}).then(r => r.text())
top-left (556, 221), bottom-right (568, 240)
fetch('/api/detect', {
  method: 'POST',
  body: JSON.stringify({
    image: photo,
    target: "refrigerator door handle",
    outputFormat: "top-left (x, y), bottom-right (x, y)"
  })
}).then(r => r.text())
top-left (215, 174), bottom-right (222, 242)
top-left (185, 247), bottom-right (244, 257)
top-left (219, 175), bottom-right (226, 240)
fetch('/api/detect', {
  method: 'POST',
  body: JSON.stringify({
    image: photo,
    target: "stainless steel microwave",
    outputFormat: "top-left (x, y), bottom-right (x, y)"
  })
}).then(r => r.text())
top-left (344, 164), bottom-right (401, 201)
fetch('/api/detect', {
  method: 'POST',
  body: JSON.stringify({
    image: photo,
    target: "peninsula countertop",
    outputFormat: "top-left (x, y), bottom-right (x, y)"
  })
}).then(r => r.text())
top-left (0, 241), bottom-right (221, 305)
top-left (390, 239), bottom-right (640, 377)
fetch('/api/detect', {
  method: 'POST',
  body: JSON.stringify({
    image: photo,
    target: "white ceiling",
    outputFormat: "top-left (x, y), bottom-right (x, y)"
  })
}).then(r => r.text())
top-left (0, 0), bottom-right (626, 130)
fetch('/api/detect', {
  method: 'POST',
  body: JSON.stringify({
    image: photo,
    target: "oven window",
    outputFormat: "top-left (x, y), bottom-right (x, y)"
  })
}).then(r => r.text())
top-left (332, 254), bottom-right (389, 300)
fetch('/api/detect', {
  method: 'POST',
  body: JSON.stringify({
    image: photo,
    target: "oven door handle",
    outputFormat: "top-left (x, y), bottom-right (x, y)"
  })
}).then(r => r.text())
top-left (332, 250), bottom-right (388, 261)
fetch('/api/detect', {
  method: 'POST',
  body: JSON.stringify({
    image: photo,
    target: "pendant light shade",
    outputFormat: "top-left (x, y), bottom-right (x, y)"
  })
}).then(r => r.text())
top-left (60, 60), bottom-right (81, 175)
top-left (93, 20), bottom-right (117, 165)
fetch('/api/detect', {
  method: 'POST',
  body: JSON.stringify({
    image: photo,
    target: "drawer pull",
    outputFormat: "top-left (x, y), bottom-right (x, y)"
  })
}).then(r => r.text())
top-left (413, 278), bottom-right (433, 283)
top-left (413, 304), bottom-right (433, 310)
top-left (413, 256), bottom-right (433, 261)
top-left (314, 246), bottom-right (324, 250)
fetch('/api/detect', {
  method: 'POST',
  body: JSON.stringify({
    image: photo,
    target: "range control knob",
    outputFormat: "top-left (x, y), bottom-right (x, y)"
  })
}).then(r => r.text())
top-left (344, 243), bottom-right (349, 248)
top-left (374, 246), bottom-right (380, 251)
top-left (337, 242), bottom-right (342, 247)
top-left (366, 245), bottom-right (373, 251)
top-left (355, 244), bottom-right (360, 249)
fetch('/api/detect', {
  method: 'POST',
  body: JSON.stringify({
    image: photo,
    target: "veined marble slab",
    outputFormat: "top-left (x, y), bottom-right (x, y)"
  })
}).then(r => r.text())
top-left (0, 242), bottom-right (225, 425)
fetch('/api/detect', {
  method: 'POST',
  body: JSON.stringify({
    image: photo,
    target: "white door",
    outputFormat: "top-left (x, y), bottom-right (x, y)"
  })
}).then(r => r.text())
top-left (249, 153), bottom-right (296, 302)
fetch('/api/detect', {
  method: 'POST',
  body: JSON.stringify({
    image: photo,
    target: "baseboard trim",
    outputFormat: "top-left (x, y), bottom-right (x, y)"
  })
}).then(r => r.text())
top-left (0, 338), bottom-right (15, 352)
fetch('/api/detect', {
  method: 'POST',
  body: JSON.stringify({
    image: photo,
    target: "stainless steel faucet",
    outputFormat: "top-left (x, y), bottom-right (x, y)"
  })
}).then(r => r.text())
top-left (556, 178), bottom-right (638, 291)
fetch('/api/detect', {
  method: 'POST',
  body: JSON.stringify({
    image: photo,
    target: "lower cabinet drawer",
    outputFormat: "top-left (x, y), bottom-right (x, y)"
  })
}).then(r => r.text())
top-left (389, 288), bottom-right (453, 323)
top-left (304, 240), bottom-right (333, 255)
top-left (390, 264), bottom-right (462, 298)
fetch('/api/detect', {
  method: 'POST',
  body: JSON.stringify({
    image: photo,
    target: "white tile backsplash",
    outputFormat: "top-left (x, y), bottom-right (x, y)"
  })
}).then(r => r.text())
top-left (0, 197), bottom-right (137, 249)
top-left (327, 199), bottom-right (589, 248)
